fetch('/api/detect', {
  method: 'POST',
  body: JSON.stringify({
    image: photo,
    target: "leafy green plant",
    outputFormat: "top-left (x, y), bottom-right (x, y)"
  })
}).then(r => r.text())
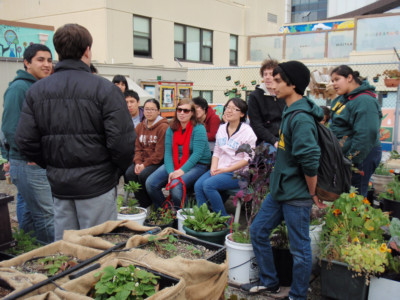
top-left (146, 207), bottom-right (175, 226)
top-left (310, 206), bottom-right (327, 226)
top-left (374, 163), bottom-right (394, 176)
top-left (148, 234), bottom-right (178, 253)
top-left (231, 223), bottom-right (251, 244)
top-left (183, 203), bottom-right (229, 232)
top-left (378, 177), bottom-right (400, 202)
top-left (37, 255), bottom-right (78, 276)
top-left (389, 217), bottom-right (400, 249)
top-left (270, 221), bottom-right (289, 249)
top-left (5, 228), bottom-right (41, 255)
top-left (320, 189), bottom-right (395, 282)
top-left (118, 181), bottom-right (142, 214)
top-left (93, 265), bottom-right (160, 300)
top-left (390, 150), bottom-right (400, 160)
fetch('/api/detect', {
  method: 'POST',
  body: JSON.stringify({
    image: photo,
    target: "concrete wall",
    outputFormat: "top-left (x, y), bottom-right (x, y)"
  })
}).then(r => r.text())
top-left (0, 0), bottom-right (285, 68)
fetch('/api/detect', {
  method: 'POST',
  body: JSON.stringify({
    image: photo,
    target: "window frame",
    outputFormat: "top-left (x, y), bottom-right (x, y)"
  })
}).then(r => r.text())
top-left (229, 34), bottom-right (238, 66)
top-left (174, 24), bottom-right (213, 63)
top-left (133, 15), bottom-right (152, 58)
top-left (192, 90), bottom-right (213, 103)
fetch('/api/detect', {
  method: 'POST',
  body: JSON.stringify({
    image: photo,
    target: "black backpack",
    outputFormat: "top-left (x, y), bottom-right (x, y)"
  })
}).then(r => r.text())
top-left (289, 110), bottom-right (352, 201)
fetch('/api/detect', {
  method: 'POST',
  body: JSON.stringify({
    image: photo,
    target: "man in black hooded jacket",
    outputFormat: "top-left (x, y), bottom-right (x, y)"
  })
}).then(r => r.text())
top-left (15, 24), bottom-right (135, 240)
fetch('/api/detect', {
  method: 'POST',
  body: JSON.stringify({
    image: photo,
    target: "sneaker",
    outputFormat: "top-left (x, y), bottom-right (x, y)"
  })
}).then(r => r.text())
top-left (240, 281), bottom-right (280, 294)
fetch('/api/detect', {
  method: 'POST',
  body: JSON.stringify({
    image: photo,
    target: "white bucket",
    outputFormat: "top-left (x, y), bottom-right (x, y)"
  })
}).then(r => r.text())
top-left (176, 208), bottom-right (194, 233)
top-left (310, 224), bottom-right (323, 271)
top-left (117, 207), bottom-right (147, 225)
top-left (225, 234), bottom-right (259, 284)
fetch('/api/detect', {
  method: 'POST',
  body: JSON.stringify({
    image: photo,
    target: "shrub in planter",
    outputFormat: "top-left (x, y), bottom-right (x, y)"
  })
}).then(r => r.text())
top-left (117, 181), bottom-right (147, 225)
top-left (379, 177), bottom-right (400, 219)
top-left (144, 207), bottom-right (175, 229)
top-left (2, 228), bottom-right (42, 257)
top-left (371, 163), bottom-right (394, 195)
top-left (183, 204), bottom-right (230, 245)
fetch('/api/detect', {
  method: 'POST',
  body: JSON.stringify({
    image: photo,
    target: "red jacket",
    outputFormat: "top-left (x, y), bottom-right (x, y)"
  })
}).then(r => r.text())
top-left (204, 108), bottom-right (221, 142)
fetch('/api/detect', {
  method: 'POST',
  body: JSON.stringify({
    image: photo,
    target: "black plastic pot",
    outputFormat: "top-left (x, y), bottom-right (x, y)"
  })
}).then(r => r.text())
top-left (272, 247), bottom-right (293, 287)
top-left (382, 198), bottom-right (400, 219)
top-left (143, 219), bottom-right (175, 230)
top-left (320, 259), bottom-right (368, 300)
top-left (0, 194), bottom-right (14, 251)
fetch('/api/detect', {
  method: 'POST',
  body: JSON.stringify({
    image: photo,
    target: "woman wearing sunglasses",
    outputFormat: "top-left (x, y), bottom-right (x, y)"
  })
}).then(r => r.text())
top-left (146, 99), bottom-right (211, 209)
top-left (195, 98), bottom-right (257, 216)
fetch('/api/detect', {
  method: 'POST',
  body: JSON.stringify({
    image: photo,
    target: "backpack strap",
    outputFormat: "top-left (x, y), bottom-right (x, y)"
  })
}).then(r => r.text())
top-left (332, 90), bottom-right (377, 113)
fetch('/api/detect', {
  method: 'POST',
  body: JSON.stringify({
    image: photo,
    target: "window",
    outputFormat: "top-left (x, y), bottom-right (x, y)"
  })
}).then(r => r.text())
top-left (230, 35), bottom-right (238, 66)
top-left (192, 90), bottom-right (213, 103)
top-left (174, 24), bottom-right (212, 63)
top-left (133, 15), bottom-right (151, 57)
top-left (267, 13), bottom-right (278, 23)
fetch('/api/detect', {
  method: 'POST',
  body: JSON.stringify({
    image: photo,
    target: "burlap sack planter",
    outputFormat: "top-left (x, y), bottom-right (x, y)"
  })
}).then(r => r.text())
top-left (63, 220), bottom-right (158, 250)
top-left (0, 240), bottom-right (104, 299)
top-left (122, 228), bottom-right (228, 300)
top-left (54, 258), bottom-right (186, 300)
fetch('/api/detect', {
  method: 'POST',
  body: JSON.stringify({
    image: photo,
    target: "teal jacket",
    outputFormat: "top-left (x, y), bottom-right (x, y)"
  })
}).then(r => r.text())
top-left (164, 124), bottom-right (211, 174)
top-left (330, 82), bottom-right (382, 164)
top-left (1, 70), bottom-right (37, 161)
top-left (270, 97), bottom-right (323, 202)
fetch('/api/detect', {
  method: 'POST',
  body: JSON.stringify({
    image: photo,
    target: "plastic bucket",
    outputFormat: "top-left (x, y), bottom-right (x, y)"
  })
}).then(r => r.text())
top-left (117, 207), bottom-right (147, 225)
top-left (225, 234), bottom-right (259, 284)
top-left (371, 174), bottom-right (394, 195)
top-left (310, 224), bottom-right (323, 273)
top-left (183, 225), bottom-right (229, 245)
top-left (176, 208), bottom-right (194, 233)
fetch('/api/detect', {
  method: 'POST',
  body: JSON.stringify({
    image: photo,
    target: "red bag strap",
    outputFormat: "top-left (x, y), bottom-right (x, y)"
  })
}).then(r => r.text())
top-left (163, 177), bottom-right (186, 211)
top-left (348, 90), bottom-right (376, 101)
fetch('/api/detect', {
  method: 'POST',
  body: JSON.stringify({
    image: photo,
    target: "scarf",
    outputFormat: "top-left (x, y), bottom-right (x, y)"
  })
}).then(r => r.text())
top-left (172, 122), bottom-right (193, 170)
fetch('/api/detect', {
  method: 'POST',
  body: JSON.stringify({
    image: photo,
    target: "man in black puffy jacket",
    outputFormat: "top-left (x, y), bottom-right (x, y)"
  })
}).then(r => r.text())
top-left (15, 24), bottom-right (136, 240)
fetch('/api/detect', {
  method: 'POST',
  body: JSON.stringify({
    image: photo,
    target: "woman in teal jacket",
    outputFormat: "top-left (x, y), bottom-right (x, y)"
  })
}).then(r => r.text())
top-left (146, 99), bottom-right (211, 209)
top-left (330, 65), bottom-right (382, 197)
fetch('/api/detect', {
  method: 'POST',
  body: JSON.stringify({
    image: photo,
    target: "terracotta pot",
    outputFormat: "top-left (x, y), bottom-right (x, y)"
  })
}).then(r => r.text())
top-left (384, 78), bottom-right (400, 87)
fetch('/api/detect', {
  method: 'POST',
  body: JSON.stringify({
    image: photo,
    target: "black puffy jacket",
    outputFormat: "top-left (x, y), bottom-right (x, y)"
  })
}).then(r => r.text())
top-left (15, 59), bottom-right (136, 200)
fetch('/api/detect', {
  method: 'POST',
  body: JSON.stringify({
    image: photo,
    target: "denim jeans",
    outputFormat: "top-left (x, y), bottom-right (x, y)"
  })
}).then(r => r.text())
top-left (9, 159), bottom-right (54, 244)
top-left (146, 164), bottom-right (208, 209)
top-left (352, 145), bottom-right (382, 197)
top-left (194, 171), bottom-right (239, 216)
top-left (53, 187), bottom-right (117, 240)
top-left (16, 192), bottom-right (27, 230)
top-left (124, 163), bottom-right (161, 207)
top-left (250, 194), bottom-right (312, 300)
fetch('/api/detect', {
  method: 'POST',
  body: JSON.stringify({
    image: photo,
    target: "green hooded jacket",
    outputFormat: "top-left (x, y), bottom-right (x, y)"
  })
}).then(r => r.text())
top-left (1, 70), bottom-right (37, 161)
top-left (330, 82), bottom-right (382, 164)
top-left (270, 97), bottom-right (324, 202)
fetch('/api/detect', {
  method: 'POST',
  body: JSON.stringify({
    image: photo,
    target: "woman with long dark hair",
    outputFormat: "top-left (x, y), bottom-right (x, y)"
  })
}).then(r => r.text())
top-left (330, 65), bottom-right (382, 196)
top-left (195, 98), bottom-right (257, 216)
top-left (145, 99), bottom-right (211, 208)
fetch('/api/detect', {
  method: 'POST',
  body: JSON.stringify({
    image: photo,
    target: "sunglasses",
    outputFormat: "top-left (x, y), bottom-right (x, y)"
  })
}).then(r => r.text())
top-left (176, 108), bottom-right (192, 114)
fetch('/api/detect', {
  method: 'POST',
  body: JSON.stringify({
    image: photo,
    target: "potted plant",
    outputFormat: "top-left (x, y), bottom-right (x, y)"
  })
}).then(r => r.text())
top-left (382, 69), bottom-right (400, 87)
top-left (320, 190), bottom-right (392, 300)
top-left (144, 207), bottom-right (175, 229)
top-left (182, 203), bottom-right (230, 245)
top-left (378, 177), bottom-right (400, 219)
top-left (117, 181), bottom-right (147, 225)
top-left (224, 143), bottom-right (275, 284)
top-left (0, 228), bottom-right (42, 260)
top-left (371, 163), bottom-right (394, 195)
top-left (309, 206), bottom-right (327, 273)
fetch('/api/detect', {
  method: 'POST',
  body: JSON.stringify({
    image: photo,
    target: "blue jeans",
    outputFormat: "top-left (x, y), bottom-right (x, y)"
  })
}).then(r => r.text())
top-left (352, 145), bottom-right (382, 197)
top-left (250, 194), bottom-right (312, 300)
top-left (146, 164), bottom-right (208, 209)
top-left (194, 171), bottom-right (239, 216)
top-left (16, 192), bottom-right (26, 229)
top-left (9, 159), bottom-right (54, 244)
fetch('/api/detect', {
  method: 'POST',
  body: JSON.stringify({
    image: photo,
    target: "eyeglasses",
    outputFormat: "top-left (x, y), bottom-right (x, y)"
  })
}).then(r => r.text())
top-left (225, 106), bottom-right (241, 112)
top-left (176, 108), bottom-right (192, 114)
top-left (144, 108), bottom-right (158, 112)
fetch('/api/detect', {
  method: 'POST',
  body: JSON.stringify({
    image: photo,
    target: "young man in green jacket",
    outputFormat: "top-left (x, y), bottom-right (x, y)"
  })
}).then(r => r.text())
top-left (241, 61), bottom-right (327, 300)
top-left (1, 44), bottom-right (54, 244)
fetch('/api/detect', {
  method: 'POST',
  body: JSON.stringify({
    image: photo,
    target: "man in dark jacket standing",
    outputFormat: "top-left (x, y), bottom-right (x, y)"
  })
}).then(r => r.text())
top-left (248, 59), bottom-right (285, 147)
top-left (15, 24), bottom-right (135, 240)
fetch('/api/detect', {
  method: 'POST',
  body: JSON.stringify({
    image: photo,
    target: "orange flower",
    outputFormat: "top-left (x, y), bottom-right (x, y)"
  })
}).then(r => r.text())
top-left (368, 181), bottom-right (372, 187)
top-left (333, 209), bottom-right (341, 217)
top-left (363, 198), bottom-right (371, 205)
top-left (349, 193), bottom-right (356, 198)
top-left (388, 188), bottom-right (394, 194)
top-left (352, 207), bottom-right (357, 211)
top-left (388, 249), bottom-right (392, 253)
top-left (390, 169), bottom-right (394, 173)
top-left (352, 237), bottom-right (360, 243)
top-left (380, 243), bottom-right (388, 253)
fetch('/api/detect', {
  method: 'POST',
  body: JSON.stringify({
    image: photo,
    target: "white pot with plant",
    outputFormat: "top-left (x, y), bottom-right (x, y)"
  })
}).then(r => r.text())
top-left (117, 181), bottom-right (147, 225)
top-left (371, 163), bottom-right (394, 195)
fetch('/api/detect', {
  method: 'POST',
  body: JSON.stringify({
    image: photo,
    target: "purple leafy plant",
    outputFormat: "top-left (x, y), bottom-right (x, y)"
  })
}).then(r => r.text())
top-left (231, 143), bottom-right (276, 243)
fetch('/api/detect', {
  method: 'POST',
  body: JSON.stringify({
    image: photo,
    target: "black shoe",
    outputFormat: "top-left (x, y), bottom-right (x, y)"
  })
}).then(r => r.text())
top-left (240, 281), bottom-right (280, 294)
